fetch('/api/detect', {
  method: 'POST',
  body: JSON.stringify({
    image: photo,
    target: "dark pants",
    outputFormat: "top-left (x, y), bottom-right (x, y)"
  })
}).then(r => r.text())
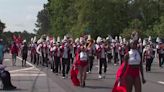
top-left (55, 57), bottom-right (61, 73)
top-left (36, 54), bottom-right (40, 65)
top-left (120, 54), bottom-right (124, 64)
top-left (30, 53), bottom-right (33, 63)
top-left (70, 54), bottom-right (73, 64)
top-left (99, 58), bottom-right (107, 75)
top-left (22, 53), bottom-right (27, 67)
top-left (107, 53), bottom-right (112, 63)
top-left (114, 53), bottom-right (118, 64)
top-left (88, 56), bottom-right (94, 72)
top-left (42, 54), bottom-right (48, 67)
top-left (31, 53), bottom-right (37, 65)
top-left (33, 54), bottom-right (37, 65)
top-left (159, 54), bottom-right (164, 67)
top-left (51, 56), bottom-right (55, 72)
top-left (146, 58), bottom-right (153, 71)
top-left (62, 58), bottom-right (70, 77)
top-left (0, 59), bottom-right (3, 64)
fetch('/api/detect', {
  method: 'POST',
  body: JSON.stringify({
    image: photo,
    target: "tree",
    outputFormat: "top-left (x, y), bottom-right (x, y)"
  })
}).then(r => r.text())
top-left (0, 20), bottom-right (5, 34)
top-left (150, 16), bottom-right (164, 38)
top-left (35, 4), bottom-right (50, 36)
top-left (121, 19), bottom-right (145, 39)
top-left (35, 0), bottom-right (164, 39)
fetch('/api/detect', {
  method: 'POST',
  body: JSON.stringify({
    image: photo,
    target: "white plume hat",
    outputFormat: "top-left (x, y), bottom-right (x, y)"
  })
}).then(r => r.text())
top-left (138, 38), bottom-right (142, 43)
top-left (23, 40), bottom-right (26, 43)
top-left (115, 36), bottom-right (118, 41)
top-left (143, 39), bottom-right (147, 46)
top-left (80, 37), bottom-right (85, 43)
top-left (119, 36), bottom-right (122, 43)
top-left (87, 35), bottom-right (92, 41)
top-left (64, 36), bottom-right (67, 40)
top-left (37, 38), bottom-right (43, 44)
top-left (96, 36), bottom-right (102, 43)
top-left (106, 37), bottom-right (109, 40)
top-left (33, 36), bottom-right (37, 43)
top-left (31, 38), bottom-right (34, 42)
top-left (46, 36), bottom-right (49, 41)
top-left (148, 36), bottom-right (152, 41)
top-left (123, 38), bottom-right (126, 43)
top-left (75, 38), bottom-right (80, 43)
top-left (156, 37), bottom-right (162, 43)
top-left (57, 36), bottom-right (61, 43)
top-left (53, 37), bottom-right (56, 43)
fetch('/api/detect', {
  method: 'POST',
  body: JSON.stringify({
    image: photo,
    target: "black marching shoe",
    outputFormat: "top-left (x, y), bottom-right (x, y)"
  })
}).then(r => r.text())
top-left (82, 81), bottom-right (85, 87)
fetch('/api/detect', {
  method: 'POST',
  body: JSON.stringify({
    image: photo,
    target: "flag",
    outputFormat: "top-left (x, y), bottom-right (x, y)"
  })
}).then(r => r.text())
top-left (13, 35), bottom-right (17, 41)
top-left (112, 62), bottom-right (127, 92)
top-left (70, 65), bottom-right (80, 86)
top-left (70, 52), bottom-right (80, 86)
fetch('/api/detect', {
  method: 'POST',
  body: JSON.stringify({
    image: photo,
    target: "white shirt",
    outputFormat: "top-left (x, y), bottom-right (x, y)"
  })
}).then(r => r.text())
top-left (128, 49), bottom-right (141, 65)
top-left (80, 51), bottom-right (88, 61)
top-left (36, 44), bottom-right (42, 55)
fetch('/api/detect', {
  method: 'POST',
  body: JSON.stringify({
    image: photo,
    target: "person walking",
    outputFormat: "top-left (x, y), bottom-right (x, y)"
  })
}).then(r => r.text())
top-left (120, 32), bottom-right (146, 92)
top-left (156, 41), bottom-right (164, 67)
top-left (10, 42), bottom-right (19, 66)
top-left (21, 40), bottom-right (28, 67)
top-left (86, 38), bottom-right (95, 73)
top-left (61, 39), bottom-right (71, 78)
top-left (96, 37), bottom-right (107, 79)
top-left (75, 37), bottom-right (88, 87)
top-left (54, 42), bottom-right (61, 74)
top-left (143, 45), bottom-right (154, 72)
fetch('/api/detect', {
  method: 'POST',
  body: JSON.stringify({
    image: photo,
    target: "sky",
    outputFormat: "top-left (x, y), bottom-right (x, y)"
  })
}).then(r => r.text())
top-left (0, 0), bottom-right (47, 33)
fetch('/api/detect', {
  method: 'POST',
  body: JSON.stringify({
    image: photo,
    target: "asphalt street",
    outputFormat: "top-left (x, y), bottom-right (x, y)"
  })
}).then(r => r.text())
top-left (1, 53), bottom-right (164, 92)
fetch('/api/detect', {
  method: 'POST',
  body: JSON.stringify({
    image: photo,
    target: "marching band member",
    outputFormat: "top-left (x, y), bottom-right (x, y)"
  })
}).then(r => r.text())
top-left (30, 37), bottom-right (38, 65)
top-left (54, 37), bottom-right (62, 74)
top-left (156, 37), bottom-right (164, 67)
top-left (106, 37), bottom-right (113, 63)
top-left (36, 38), bottom-right (43, 66)
top-left (96, 37), bottom-right (107, 79)
top-left (41, 38), bottom-right (49, 67)
top-left (50, 38), bottom-right (56, 72)
top-left (120, 32), bottom-right (146, 92)
top-left (61, 36), bottom-right (71, 78)
top-left (76, 36), bottom-right (88, 87)
top-left (143, 44), bottom-right (154, 72)
top-left (86, 35), bottom-right (95, 73)
top-left (112, 39), bottom-right (119, 65)
top-left (138, 38), bottom-right (143, 58)
top-left (119, 42), bottom-right (126, 64)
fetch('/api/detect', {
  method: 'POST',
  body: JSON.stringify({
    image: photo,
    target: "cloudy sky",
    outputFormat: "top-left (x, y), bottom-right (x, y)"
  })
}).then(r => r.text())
top-left (0, 0), bottom-right (47, 33)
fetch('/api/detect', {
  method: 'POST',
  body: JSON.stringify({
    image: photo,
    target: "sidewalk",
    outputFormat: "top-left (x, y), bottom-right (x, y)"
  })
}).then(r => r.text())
top-left (1, 54), bottom-right (66, 92)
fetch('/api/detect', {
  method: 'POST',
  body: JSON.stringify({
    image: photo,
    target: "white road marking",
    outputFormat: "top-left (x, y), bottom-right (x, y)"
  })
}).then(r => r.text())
top-left (6, 55), bottom-right (47, 77)
top-left (11, 73), bottom-right (46, 77)
top-left (158, 81), bottom-right (164, 85)
top-left (3, 59), bottom-right (11, 61)
top-left (17, 57), bottom-right (35, 67)
top-left (10, 67), bottom-right (34, 73)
